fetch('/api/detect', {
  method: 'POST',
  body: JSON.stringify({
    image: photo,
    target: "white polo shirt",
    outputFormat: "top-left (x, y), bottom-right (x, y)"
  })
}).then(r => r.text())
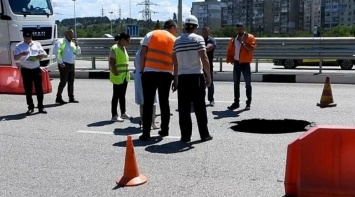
top-left (13, 41), bottom-right (47, 69)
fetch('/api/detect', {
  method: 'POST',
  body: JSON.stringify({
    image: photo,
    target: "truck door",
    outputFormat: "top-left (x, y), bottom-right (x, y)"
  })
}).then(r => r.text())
top-left (0, 0), bottom-right (11, 65)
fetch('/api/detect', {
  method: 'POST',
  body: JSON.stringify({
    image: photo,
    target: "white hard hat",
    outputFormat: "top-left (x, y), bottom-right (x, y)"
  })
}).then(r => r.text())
top-left (184, 15), bottom-right (199, 26)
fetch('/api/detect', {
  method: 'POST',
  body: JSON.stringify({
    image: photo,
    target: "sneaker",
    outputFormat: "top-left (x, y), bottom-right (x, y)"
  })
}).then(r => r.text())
top-left (158, 130), bottom-right (169, 137)
top-left (111, 115), bottom-right (124, 122)
top-left (210, 101), bottom-right (215, 107)
top-left (245, 105), bottom-right (250, 110)
top-left (121, 113), bottom-right (132, 119)
top-left (55, 98), bottom-right (67, 105)
top-left (227, 102), bottom-right (239, 110)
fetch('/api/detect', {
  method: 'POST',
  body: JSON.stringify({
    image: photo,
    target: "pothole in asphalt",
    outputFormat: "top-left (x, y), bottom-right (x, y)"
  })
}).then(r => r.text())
top-left (231, 119), bottom-right (315, 134)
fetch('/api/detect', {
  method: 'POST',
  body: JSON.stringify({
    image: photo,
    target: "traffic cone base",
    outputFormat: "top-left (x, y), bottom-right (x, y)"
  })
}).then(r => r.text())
top-left (116, 135), bottom-right (147, 187)
top-left (116, 174), bottom-right (147, 187)
top-left (317, 102), bottom-right (337, 108)
top-left (317, 77), bottom-right (336, 108)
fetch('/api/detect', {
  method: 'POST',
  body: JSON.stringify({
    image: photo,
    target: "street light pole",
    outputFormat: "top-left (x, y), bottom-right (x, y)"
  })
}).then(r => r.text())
top-left (72, 0), bottom-right (77, 39)
top-left (109, 11), bottom-right (113, 35)
top-left (178, 0), bottom-right (182, 33)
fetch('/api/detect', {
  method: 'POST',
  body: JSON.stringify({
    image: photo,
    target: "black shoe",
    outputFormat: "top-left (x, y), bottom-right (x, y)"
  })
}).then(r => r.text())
top-left (38, 108), bottom-right (47, 114)
top-left (26, 108), bottom-right (34, 115)
top-left (245, 105), bottom-right (250, 110)
top-left (55, 98), bottom-right (67, 105)
top-left (228, 103), bottom-right (239, 110)
top-left (69, 98), bottom-right (79, 103)
top-left (158, 130), bottom-right (169, 137)
top-left (201, 135), bottom-right (213, 142)
top-left (139, 134), bottom-right (150, 141)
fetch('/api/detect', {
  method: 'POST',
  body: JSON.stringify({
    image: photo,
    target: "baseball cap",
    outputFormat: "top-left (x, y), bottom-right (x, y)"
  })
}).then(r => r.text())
top-left (22, 29), bottom-right (33, 37)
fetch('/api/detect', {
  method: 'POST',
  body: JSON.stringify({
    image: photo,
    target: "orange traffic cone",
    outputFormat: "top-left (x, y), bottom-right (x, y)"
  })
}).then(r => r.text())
top-left (116, 136), bottom-right (147, 187)
top-left (317, 77), bottom-right (336, 108)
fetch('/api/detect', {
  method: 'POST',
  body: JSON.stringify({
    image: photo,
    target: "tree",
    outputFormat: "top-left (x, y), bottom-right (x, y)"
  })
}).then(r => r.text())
top-left (154, 20), bottom-right (161, 30)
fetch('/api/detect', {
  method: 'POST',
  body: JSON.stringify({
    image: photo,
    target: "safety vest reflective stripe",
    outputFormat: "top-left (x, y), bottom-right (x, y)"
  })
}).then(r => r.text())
top-left (145, 57), bottom-right (172, 67)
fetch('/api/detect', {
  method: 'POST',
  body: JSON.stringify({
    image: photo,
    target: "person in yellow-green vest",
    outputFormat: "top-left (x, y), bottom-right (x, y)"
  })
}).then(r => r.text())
top-left (109, 33), bottom-right (132, 122)
top-left (54, 29), bottom-right (81, 105)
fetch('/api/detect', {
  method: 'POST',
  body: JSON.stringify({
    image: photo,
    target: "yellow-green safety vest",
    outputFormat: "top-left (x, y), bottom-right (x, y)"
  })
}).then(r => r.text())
top-left (110, 44), bottom-right (130, 85)
top-left (57, 39), bottom-right (77, 63)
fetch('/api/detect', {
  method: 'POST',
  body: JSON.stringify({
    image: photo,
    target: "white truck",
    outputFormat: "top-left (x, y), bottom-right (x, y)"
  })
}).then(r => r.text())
top-left (0, 0), bottom-right (57, 67)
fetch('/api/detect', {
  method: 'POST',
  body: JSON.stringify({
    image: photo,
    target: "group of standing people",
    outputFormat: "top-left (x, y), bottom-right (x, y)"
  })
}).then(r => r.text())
top-left (108, 16), bottom-right (256, 143)
top-left (15, 16), bottom-right (256, 143)
top-left (14, 29), bottom-right (81, 115)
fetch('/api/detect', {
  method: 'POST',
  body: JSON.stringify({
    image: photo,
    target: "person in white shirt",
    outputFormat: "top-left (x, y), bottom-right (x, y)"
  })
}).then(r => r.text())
top-left (172, 15), bottom-right (213, 143)
top-left (54, 29), bottom-right (81, 104)
top-left (13, 29), bottom-right (48, 115)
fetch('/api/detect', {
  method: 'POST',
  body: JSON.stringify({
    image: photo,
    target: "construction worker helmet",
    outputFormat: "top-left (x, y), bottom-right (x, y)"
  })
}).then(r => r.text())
top-left (184, 15), bottom-right (199, 27)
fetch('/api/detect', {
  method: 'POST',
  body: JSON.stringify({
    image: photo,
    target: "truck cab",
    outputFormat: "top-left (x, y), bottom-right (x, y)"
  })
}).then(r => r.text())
top-left (0, 0), bottom-right (57, 68)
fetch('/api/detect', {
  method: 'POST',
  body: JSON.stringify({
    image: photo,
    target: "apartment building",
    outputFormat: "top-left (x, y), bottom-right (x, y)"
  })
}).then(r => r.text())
top-left (191, 0), bottom-right (222, 30)
top-left (273, 0), bottom-right (301, 34)
top-left (330, 0), bottom-right (355, 28)
top-left (220, 0), bottom-right (273, 33)
top-left (302, 0), bottom-right (322, 32)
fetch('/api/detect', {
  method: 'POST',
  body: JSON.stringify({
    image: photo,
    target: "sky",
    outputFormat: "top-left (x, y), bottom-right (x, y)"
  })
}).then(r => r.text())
top-left (52, 0), bottom-right (203, 21)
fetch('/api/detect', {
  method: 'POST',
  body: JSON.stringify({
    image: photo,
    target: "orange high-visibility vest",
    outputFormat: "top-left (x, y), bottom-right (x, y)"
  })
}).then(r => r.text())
top-left (145, 30), bottom-right (176, 72)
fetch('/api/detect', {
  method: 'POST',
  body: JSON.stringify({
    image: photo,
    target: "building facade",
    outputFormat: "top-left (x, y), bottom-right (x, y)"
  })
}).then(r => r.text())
top-left (191, 0), bottom-right (221, 30)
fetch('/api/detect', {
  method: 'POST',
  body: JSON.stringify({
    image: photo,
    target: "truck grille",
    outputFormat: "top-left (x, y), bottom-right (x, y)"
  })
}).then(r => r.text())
top-left (22, 27), bottom-right (52, 40)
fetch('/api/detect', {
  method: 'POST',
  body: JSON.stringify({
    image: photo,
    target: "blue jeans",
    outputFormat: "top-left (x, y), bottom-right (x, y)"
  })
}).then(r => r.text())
top-left (233, 60), bottom-right (252, 105)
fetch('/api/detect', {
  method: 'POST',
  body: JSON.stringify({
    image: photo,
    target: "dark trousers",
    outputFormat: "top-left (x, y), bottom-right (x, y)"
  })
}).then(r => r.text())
top-left (142, 72), bottom-right (172, 135)
top-left (21, 67), bottom-right (43, 109)
top-left (178, 74), bottom-right (210, 140)
top-left (207, 59), bottom-right (214, 102)
top-left (111, 81), bottom-right (128, 117)
top-left (233, 60), bottom-right (252, 104)
top-left (56, 62), bottom-right (75, 99)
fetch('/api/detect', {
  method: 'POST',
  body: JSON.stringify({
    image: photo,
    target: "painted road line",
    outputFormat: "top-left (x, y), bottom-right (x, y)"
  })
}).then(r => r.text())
top-left (76, 130), bottom-right (181, 139)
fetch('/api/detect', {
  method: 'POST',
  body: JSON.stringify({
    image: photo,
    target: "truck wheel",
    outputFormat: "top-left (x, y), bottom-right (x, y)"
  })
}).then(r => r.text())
top-left (284, 59), bottom-right (296, 69)
top-left (339, 60), bottom-right (353, 70)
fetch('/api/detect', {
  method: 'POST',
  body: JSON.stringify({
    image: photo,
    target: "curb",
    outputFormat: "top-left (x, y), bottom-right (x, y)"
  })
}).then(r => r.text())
top-left (48, 70), bottom-right (355, 84)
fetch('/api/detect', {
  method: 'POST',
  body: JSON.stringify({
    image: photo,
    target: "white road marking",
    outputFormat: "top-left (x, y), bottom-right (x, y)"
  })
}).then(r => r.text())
top-left (169, 99), bottom-right (238, 103)
top-left (76, 130), bottom-right (181, 139)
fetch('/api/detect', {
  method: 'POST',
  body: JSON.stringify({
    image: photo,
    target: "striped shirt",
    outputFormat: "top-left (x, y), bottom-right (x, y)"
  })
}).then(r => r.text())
top-left (173, 33), bottom-right (206, 75)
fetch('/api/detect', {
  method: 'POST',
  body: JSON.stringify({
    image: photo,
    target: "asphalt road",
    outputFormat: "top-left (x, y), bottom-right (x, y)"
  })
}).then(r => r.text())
top-left (1, 79), bottom-right (355, 197)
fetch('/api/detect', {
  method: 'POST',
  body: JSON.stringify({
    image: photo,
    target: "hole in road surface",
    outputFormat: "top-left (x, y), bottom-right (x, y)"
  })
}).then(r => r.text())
top-left (231, 119), bottom-right (315, 134)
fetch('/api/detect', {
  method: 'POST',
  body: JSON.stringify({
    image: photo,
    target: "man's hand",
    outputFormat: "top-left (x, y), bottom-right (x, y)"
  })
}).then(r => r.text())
top-left (205, 75), bottom-right (211, 88)
top-left (111, 67), bottom-right (119, 76)
top-left (21, 51), bottom-right (29, 56)
top-left (59, 63), bottom-right (65, 68)
top-left (73, 39), bottom-right (78, 46)
top-left (171, 80), bottom-right (177, 92)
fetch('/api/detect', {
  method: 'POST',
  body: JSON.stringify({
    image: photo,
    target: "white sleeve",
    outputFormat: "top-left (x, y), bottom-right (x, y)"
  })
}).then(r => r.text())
top-left (76, 45), bottom-right (81, 55)
top-left (142, 32), bottom-right (153, 46)
top-left (13, 44), bottom-right (21, 56)
top-left (197, 36), bottom-right (206, 51)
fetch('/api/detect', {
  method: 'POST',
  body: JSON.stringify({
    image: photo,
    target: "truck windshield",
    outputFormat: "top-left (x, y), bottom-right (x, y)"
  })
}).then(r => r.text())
top-left (9, 0), bottom-right (53, 15)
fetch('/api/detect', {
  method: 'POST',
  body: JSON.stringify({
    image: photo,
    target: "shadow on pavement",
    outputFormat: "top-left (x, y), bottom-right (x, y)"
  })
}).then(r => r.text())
top-left (41, 103), bottom-right (63, 109)
top-left (145, 140), bottom-right (196, 154)
top-left (87, 120), bottom-right (115, 127)
top-left (231, 118), bottom-right (315, 134)
top-left (113, 136), bottom-right (162, 147)
top-left (212, 109), bottom-right (247, 119)
top-left (0, 112), bottom-right (27, 121)
top-left (113, 126), bottom-right (141, 136)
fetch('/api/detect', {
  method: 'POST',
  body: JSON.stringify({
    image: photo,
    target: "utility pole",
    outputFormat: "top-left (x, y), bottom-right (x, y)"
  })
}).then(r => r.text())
top-left (72, 0), bottom-right (77, 39)
top-left (109, 11), bottom-right (113, 35)
top-left (178, 0), bottom-right (182, 32)
top-left (101, 5), bottom-right (104, 18)
top-left (138, 0), bottom-right (158, 26)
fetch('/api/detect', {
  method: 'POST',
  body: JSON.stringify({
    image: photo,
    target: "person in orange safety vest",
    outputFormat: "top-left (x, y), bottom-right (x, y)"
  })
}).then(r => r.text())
top-left (138, 20), bottom-right (178, 141)
top-left (226, 22), bottom-right (256, 111)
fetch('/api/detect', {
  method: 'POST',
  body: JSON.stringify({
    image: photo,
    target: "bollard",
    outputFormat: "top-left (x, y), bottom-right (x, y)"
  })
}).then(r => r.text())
top-left (255, 59), bottom-right (259, 73)
top-left (219, 58), bottom-right (223, 72)
top-left (318, 59), bottom-right (323, 74)
top-left (91, 57), bottom-right (96, 69)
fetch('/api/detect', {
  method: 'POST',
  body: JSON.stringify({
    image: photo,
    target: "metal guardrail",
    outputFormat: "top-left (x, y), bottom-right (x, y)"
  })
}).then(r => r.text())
top-left (76, 37), bottom-right (355, 73)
